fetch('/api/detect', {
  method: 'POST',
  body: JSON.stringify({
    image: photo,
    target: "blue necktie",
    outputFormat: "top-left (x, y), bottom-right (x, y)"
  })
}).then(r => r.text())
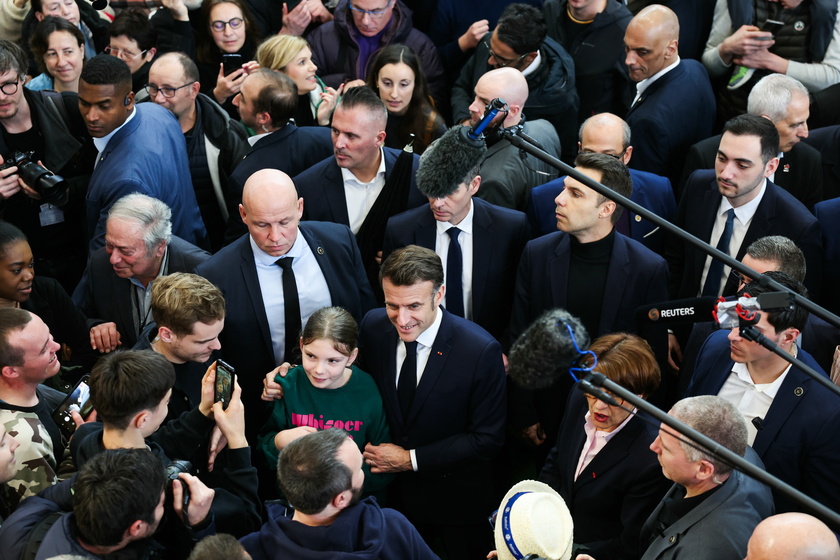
top-left (446, 227), bottom-right (464, 317)
top-left (398, 340), bottom-right (418, 416)
top-left (702, 209), bottom-right (736, 297)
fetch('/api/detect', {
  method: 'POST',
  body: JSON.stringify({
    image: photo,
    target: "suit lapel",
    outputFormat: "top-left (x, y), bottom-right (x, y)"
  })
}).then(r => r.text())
top-left (405, 311), bottom-right (453, 426)
top-left (377, 324), bottom-right (404, 434)
top-left (550, 234), bottom-right (572, 308)
top-left (238, 243), bottom-right (274, 359)
top-left (472, 202), bottom-right (493, 315)
top-left (752, 367), bottom-right (809, 456)
top-left (600, 234), bottom-right (631, 336)
top-left (574, 417), bottom-right (643, 491)
top-left (325, 163), bottom-right (351, 225)
top-left (694, 181), bottom-right (721, 279)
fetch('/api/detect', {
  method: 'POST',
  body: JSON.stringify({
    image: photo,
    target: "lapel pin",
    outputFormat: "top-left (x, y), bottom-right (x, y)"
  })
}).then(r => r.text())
top-left (437, 351), bottom-right (442, 356)
top-left (783, 164), bottom-right (790, 173)
top-left (317, 247), bottom-right (324, 255)
top-left (794, 387), bottom-right (804, 396)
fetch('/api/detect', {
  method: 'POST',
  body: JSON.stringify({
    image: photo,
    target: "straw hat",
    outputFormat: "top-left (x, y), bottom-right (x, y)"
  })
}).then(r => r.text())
top-left (494, 480), bottom-right (574, 560)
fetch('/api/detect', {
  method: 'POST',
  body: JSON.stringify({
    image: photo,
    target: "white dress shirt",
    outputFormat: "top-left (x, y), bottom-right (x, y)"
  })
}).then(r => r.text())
top-left (250, 231), bottom-right (331, 364)
top-left (341, 148), bottom-right (387, 234)
top-left (435, 202), bottom-right (475, 320)
top-left (632, 57), bottom-right (681, 106)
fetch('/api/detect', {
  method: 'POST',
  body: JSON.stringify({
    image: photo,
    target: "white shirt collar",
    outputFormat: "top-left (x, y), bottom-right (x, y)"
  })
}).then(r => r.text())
top-left (416, 306), bottom-right (444, 349)
top-left (340, 147), bottom-right (387, 184)
top-left (731, 356), bottom-right (793, 401)
top-left (248, 130), bottom-right (273, 146)
top-left (521, 50), bottom-right (542, 77)
top-left (249, 227), bottom-right (306, 266)
top-left (635, 56), bottom-right (681, 98)
top-left (93, 107), bottom-right (137, 153)
top-left (435, 199), bottom-right (475, 236)
top-left (717, 178), bottom-right (767, 224)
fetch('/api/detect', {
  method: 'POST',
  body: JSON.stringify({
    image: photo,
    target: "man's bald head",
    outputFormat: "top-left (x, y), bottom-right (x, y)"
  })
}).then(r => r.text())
top-left (746, 513), bottom-right (840, 560)
top-left (624, 4), bottom-right (680, 82)
top-left (579, 113), bottom-right (633, 164)
top-left (470, 68), bottom-right (529, 127)
top-left (240, 169), bottom-right (303, 257)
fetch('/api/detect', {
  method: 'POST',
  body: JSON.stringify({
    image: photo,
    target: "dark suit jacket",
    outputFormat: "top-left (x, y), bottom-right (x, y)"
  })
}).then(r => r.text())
top-left (508, 231), bottom-right (669, 436)
top-left (357, 308), bottom-right (506, 524)
top-left (666, 170), bottom-right (822, 300)
top-left (194, 222), bottom-right (376, 431)
top-left (814, 196), bottom-right (840, 315)
top-left (76, 236), bottom-right (210, 349)
top-left (382, 198), bottom-right (530, 342)
top-left (686, 329), bottom-right (840, 514)
top-left (293, 147), bottom-right (425, 225)
top-left (625, 59), bottom-right (716, 185)
top-left (679, 135), bottom-right (823, 209)
top-left (224, 124), bottom-right (334, 242)
top-left (805, 125), bottom-right (840, 200)
top-left (539, 390), bottom-right (669, 560)
top-left (526, 168), bottom-right (677, 254)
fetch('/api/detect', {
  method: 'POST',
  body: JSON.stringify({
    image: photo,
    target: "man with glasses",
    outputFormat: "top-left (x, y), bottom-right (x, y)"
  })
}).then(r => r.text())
top-left (451, 3), bottom-right (579, 163)
top-left (148, 52), bottom-right (249, 251)
top-left (306, 0), bottom-right (446, 107)
top-left (526, 112), bottom-right (676, 255)
top-left (686, 271), bottom-right (840, 515)
top-left (78, 54), bottom-right (208, 253)
top-left (0, 39), bottom-right (94, 294)
top-left (107, 10), bottom-right (158, 102)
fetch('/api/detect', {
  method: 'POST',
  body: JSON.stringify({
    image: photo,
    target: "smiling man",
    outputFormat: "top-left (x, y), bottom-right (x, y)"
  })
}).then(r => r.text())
top-left (79, 54), bottom-right (207, 253)
top-left (357, 244), bottom-right (506, 559)
top-left (686, 270), bottom-right (840, 514)
top-left (75, 194), bottom-right (210, 354)
top-left (195, 168), bottom-right (374, 437)
top-left (382, 124), bottom-right (530, 342)
top-left (666, 114), bottom-right (821, 300)
top-left (0, 308), bottom-right (67, 512)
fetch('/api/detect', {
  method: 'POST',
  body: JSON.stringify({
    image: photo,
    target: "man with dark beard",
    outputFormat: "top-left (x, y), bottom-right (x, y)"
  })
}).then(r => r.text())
top-left (240, 428), bottom-right (437, 560)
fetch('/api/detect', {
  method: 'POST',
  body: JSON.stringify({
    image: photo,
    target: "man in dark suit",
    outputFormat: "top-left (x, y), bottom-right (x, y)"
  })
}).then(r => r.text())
top-left (292, 86), bottom-right (424, 296)
top-left (225, 70), bottom-right (334, 242)
top-left (76, 193), bottom-right (210, 354)
top-left (686, 272), bottom-right (840, 514)
top-left (510, 152), bottom-right (669, 463)
top-left (680, 74), bottom-right (822, 208)
top-left (666, 114), bottom-right (822, 301)
top-left (195, 169), bottom-right (375, 435)
top-left (624, 5), bottom-right (716, 184)
top-left (806, 124), bottom-right (840, 201)
top-left (382, 125), bottom-right (530, 343)
top-left (358, 245), bottom-right (506, 560)
top-left (527, 112), bottom-right (676, 254)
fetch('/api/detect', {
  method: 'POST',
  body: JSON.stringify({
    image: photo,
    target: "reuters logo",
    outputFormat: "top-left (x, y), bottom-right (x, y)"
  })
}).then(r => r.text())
top-left (648, 308), bottom-right (660, 321)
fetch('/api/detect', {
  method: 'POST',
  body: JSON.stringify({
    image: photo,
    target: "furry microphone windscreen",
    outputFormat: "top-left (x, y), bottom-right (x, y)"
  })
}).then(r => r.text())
top-left (415, 125), bottom-right (487, 199)
top-left (508, 309), bottom-right (591, 390)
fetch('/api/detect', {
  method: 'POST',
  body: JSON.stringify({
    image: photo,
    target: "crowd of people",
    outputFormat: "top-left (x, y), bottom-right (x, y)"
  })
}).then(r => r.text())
top-left (1, 0), bottom-right (840, 558)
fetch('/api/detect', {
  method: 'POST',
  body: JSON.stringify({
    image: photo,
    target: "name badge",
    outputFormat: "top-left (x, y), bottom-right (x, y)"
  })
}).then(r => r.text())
top-left (39, 203), bottom-right (65, 227)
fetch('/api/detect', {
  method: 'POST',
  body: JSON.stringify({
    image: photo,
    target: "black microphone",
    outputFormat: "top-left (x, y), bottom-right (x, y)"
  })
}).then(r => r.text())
top-left (752, 417), bottom-right (765, 431)
top-left (508, 309), bottom-right (591, 390)
top-left (91, 0), bottom-right (108, 9)
top-left (636, 297), bottom-right (719, 327)
top-left (416, 125), bottom-right (488, 199)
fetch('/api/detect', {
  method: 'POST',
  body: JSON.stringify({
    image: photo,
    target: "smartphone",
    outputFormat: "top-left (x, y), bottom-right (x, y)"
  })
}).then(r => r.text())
top-left (222, 53), bottom-right (244, 76)
top-left (759, 19), bottom-right (785, 38)
top-left (51, 375), bottom-right (93, 438)
top-left (214, 360), bottom-right (235, 410)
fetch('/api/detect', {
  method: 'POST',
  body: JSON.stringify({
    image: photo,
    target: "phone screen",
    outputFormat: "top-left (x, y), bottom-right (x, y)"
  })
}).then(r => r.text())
top-left (222, 54), bottom-right (244, 76)
top-left (214, 360), bottom-right (235, 410)
top-left (52, 376), bottom-right (93, 438)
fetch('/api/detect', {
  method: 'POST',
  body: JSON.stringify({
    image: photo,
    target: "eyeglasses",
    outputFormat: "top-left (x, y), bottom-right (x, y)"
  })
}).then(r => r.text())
top-left (484, 40), bottom-right (529, 68)
top-left (0, 78), bottom-right (21, 96)
top-left (731, 269), bottom-right (753, 287)
top-left (105, 46), bottom-right (148, 61)
top-left (210, 17), bottom-right (244, 32)
top-left (145, 81), bottom-right (196, 98)
top-left (584, 390), bottom-right (625, 407)
top-left (579, 149), bottom-right (625, 160)
top-left (348, 0), bottom-right (392, 18)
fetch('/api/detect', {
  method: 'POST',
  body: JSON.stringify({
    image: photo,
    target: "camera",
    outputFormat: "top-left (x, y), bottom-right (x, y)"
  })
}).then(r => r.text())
top-left (0, 151), bottom-right (68, 206)
top-left (165, 459), bottom-right (193, 510)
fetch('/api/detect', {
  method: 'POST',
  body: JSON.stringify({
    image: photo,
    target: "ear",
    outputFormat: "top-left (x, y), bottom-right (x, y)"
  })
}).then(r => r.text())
top-left (346, 347), bottom-right (359, 366)
top-left (124, 90), bottom-right (135, 110)
top-left (468, 175), bottom-right (481, 196)
top-left (763, 156), bottom-right (780, 177)
top-left (157, 325), bottom-right (174, 343)
top-left (332, 488), bottom-right (353, 511)
top-left (695, 459), bottom-right (715, 482)
top-left (599, 200), bottom-right (617, 220)
top-left (154, 240), bottom-right (167, 259)
top-left (1, 365), bottom-right (19, 380)
top-left (126, 519), bottom-right (147, 539)
top-left (35, 11), bottom-right (45, 21)
top-left (433, 284), bottom-right (445, 307)
top-left (623, 145), bottom-right (633, 165)
top-left (296, 197), bottom-right (304, 220)
top-left (132, 410), bottom-right (150, 430)
top-left (781, 327), bottom-right (800, 346)
top-left (665, 39), bottom-right (679, 59)
top-left (376, 129), bottom-right (386, 147)
top-left (239, 203), bottom-right (247, 223)
top-left (522, 51), bottom-right (538, 67)
top-left (145, 47), bottom-right (157, 62)
top-left (255, 111), bottom-right (271, 128)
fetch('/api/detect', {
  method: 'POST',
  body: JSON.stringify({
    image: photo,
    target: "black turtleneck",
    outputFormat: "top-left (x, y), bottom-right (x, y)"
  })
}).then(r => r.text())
top-left (566, 228), bottom-right (615, 336)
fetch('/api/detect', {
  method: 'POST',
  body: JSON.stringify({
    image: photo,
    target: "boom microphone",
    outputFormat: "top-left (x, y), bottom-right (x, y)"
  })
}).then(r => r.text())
top-left (416, 125), bottom-right (488, 199)
top-left (508, 309), bottom-right (591, 390)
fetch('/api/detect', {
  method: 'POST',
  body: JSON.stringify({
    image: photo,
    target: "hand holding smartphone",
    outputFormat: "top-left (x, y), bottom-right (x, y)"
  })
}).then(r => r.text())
top-left (214, 360), bottom-right (235, 410)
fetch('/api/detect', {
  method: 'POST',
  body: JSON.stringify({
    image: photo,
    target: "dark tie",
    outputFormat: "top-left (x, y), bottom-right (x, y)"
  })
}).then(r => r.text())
top-left (446, 227), bottom-right (464, 317)
top-left (702, 209), bottom-right (736, 297)
top-left (398, 340), bottom-right (418, 416)
top-left (277, 257), bottom-right (301, 364)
